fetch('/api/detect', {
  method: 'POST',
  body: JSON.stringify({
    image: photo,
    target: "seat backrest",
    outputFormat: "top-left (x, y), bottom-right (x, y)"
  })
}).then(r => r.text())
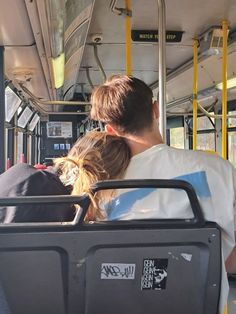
top-left (0, 180), bottom-right (221, 314)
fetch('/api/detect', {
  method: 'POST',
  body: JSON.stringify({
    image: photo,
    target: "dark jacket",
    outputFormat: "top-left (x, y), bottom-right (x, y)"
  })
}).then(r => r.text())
top-left (0, 163), bottom-right (75, 223)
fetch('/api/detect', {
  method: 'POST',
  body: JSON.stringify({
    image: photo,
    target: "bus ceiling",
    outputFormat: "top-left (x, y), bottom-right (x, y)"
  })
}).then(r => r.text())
top-left (0, 1), bottom-right (236, 114)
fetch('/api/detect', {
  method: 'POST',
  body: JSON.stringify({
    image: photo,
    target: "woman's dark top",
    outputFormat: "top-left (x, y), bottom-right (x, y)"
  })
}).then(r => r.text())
top-left (0, 163), bottom-right (75, 223)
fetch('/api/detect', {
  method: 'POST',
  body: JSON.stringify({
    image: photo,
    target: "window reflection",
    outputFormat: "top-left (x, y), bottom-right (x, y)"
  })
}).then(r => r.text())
top-left (228, 132), bottom-right (236, 167)
top-left (197, 115), bottom-right (215, 131)
top-left (170, 127), bottom-right (185, 149)
top-left (228, 111), bottom-right (236, 128)
top-left (17, 132), bottom-right (23, 163)
top-left (197, 133), bottom-right (215, 151)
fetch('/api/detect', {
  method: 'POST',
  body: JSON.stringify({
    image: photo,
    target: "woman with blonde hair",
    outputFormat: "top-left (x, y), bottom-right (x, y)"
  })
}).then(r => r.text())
top-left (55, 131), bottom-right (131, 221)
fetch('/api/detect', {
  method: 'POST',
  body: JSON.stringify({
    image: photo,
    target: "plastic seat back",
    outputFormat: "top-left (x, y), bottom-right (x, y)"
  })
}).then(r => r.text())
top-left (0, 180), bottom-right (221, 314)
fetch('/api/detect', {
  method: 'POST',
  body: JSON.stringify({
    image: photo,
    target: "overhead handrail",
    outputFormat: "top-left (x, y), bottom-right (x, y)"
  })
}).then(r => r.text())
top-left (198, 103), bottom-right (236, 118)
top-left (157, 0), bottom-right (167, 143)
top-left (19, 83), bottom-right (90, 106)
top-left (93, 44), bottom-right (107, 82)
top-left (149, 25), bottom-right (222, 90)
top-left (167, 99), bottom-right (218, 116)
top-left (30, 99), bottom-right (89, 116)
top-left (84, 66), bottom-right (95, 89)
top-left (110, 0), bottom-right (122, 15)
top-left (110, 0), bottom-right (132, 17)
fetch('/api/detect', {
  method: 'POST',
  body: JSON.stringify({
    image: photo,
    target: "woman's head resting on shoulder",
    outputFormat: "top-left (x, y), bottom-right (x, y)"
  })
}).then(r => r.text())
top-left (54, 131), bottom-right (131, 221)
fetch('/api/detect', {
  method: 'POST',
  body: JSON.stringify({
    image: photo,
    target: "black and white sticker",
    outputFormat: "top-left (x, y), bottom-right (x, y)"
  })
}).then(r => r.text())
top-left (101, 263), bottom-right (136, 280)
top-left (141, 258), bottom-right (168, 290)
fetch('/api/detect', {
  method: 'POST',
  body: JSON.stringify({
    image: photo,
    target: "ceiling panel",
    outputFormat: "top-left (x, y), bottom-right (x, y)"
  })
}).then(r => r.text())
top-left (5, 46), bottom-right (50, 100)
top-left (0, 0), bottom-right (34, 45)
top-left (77, 0), bottom-right (236, 103)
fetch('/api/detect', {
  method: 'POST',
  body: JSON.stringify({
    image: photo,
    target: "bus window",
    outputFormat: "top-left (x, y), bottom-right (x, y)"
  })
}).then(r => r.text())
top-left (228, 132), bottom-right (236, 167)
top-left (17, 131), bottom-right (24, 163)
top-left (196, 114), bottom-right (216, 151)
top-left (197, 115), bottom-right (215, 130)
top-left (28, 135), bottom-right (32, 165)
top-left (169, 127), bottom-right (185, 149)
top-left (197, 133), bottom-right (216, 151)
top-left (228, 111), bottom-right (236, 128)
top-left (5, 128), bottom-right (8, 168)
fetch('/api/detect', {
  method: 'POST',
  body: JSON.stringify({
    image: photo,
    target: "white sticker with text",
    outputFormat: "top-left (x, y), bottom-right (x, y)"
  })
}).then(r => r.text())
top-left (101, 263), bottom-right (136, 279)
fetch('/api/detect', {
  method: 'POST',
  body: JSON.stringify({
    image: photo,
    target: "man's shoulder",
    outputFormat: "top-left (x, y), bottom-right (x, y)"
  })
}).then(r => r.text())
top-left (167, 146), bottom-right (235, 171)
top-left (127, 145), bottom-right (235, 177)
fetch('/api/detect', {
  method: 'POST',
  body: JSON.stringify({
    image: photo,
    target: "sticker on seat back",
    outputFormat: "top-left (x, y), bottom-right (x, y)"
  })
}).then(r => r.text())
top-left (141, 258), bottom-right (168, 290)
top-left (101, 263), bottom-right (136, 279)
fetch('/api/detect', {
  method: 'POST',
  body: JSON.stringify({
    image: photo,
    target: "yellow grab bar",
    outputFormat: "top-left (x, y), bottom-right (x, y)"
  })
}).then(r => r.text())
top-left (221, 20), bottom-right (228, 159)
top-left (125, 0), bottom-right (132, 75)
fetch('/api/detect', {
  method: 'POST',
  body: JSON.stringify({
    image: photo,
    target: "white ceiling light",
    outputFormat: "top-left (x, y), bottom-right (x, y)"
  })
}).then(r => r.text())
top-left (45, 0), bottom-right (65, 89)
top-left (216, 77), bottom-right (236, 90)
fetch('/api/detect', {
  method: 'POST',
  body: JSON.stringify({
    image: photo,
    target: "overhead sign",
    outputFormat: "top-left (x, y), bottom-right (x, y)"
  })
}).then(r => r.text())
top-left (28, 113), bottom-right (40, 131)
top-left (131, 30), bottom-right (183, 43)
top-left (47, 121), bottom-right (72, 138)
top-left (18, 107), bottom-right (33, 129)
top-left (5, 87), bottom-right (21, 122)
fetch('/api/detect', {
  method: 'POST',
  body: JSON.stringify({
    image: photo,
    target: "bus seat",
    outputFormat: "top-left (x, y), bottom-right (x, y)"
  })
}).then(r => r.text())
top-left (0, 180), bottom-right (221, 314)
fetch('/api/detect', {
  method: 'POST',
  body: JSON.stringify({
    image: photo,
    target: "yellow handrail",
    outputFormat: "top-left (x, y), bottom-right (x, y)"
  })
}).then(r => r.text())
top-left (192, 39), bottom-right (198, 150)
top-left (223, 304), bottom-right (228, 314)
top-left (125, 0), bottom-right (132, 75)
top-left (221, 20), bottom-right (228, 159)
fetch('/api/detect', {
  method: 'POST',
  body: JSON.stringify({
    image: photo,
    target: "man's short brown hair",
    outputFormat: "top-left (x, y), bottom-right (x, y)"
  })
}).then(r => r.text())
top-left (90, 75), bottom-right (154, 135)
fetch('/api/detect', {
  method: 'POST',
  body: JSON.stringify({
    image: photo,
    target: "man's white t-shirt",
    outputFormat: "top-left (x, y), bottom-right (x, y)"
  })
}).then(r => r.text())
top-left (105, 144), bottom-right (236, 314)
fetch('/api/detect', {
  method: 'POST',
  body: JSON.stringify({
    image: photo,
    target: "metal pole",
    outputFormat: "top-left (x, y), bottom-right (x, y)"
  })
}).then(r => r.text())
top-left (192, 39), bottom-right (198, 150)
top-left (158, 0), bottom-right (166, 142)
top-left (221, 20), bottom-right (228, 159)
top-left (125, 0), bottom-right (132, 75)
top-left (0, 47), bottom-right (5, 173)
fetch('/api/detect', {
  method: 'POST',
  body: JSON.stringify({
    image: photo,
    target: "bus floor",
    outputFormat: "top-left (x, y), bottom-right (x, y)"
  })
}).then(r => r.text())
top-left (229, 277), bottom-right (236, 314)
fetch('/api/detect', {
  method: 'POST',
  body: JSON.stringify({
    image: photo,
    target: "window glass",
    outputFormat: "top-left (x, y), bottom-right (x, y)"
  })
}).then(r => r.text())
top-left (5, 128), bottom-right (8, 168)
top-left (197, 115), bottom-right (215, 130)
top-left (17, 106), bottom-right (23, 115)
top-left (28, 135), bottom-right (32, 165)
top-left (228, 132), bottom-right (236, 168)
top-left (228, 111), bottom-right (236, 128)
top-left (17, 131), bottom-right (24, 163)
top-left (28, 114), bottom-right (40, 131)
top-left (169, 127), bottom-right (185, 149)
top-left (18, 107), bottom-right (33, 128)
top-left (197, 133), bottom-right (215, 151)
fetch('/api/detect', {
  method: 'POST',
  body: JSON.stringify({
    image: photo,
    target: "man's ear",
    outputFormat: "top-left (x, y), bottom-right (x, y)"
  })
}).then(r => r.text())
top-left (153, 100), bottom-right (159, 119)
top-left (105, 124), bottom-right (118, 135)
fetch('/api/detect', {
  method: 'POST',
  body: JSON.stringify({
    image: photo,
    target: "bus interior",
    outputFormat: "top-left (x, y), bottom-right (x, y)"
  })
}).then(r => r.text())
top-left (0, 0), bottom-right (236, 313)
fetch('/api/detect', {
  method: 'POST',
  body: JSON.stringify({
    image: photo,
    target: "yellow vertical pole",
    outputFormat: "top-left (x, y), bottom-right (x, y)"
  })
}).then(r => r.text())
top-left (125, 0), bottom-right (132, 75)
top-left (221, 20), bottom-right (228, 159)
top-left (223, 304), bottom-right (228, 314)
top-left (192, 39), bottom-right (198, 150)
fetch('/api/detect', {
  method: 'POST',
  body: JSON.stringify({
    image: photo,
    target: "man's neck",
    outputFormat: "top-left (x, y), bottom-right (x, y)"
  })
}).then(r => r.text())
top-left (125, 131), bottom-right (164, 156)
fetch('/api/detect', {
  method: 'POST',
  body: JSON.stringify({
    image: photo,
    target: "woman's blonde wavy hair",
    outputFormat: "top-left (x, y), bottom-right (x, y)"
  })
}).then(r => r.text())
top-left (54, 131), bottom-right (131, 221)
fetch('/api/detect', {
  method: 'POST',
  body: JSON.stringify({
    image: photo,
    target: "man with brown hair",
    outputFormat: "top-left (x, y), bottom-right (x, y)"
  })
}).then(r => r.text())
top-left (91, 75), bottom-right (236, 314)
top-left (91, 75), bottom-right (163, 155)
